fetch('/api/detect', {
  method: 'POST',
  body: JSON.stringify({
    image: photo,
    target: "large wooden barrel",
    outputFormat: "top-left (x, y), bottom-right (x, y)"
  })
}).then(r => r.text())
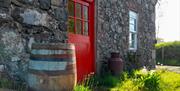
top-left (28, 43), bottom-right (77, 91)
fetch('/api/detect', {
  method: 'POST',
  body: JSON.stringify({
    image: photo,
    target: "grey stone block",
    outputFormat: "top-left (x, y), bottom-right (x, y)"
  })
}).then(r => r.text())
top-left (51, 0), bottom-right (66, 7)
top-left (0, 0), bottom-right (11, 8)
top-left (54, 7), bottom-right (68, 21)
top-left (39, 0), bottom-right (51, 10)
top-left (20, 9), bottom-right (48, 26)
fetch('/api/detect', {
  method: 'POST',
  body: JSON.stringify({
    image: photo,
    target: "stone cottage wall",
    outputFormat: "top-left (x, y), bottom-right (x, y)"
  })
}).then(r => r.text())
top-left (0, 0), bottom-right (68, 80)
top-left (96, 0), bottom-right (157, 73)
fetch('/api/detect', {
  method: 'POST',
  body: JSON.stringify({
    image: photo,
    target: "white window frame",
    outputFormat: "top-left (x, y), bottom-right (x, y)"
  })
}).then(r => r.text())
top-left (129, 11), bottom-right (138, 50)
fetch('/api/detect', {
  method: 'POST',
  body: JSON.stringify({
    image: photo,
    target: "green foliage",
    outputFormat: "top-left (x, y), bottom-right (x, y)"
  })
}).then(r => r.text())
top-left (137, 73), bottom-right (160, 91)
top-left (155, 41), bottom-right (180, 49)
top-left (74, 85), bottom-right (91, 91)
top-left (157, 59), bottom-right (180, 66)
top-left (74, 69), bottom-right (180, 91)
top-left (96, 73), bottom-right (120, 88)
top-left (111, 70), bottom-right (160, 91)
top-left (74, 73), bottom-right (97, 91)
top-left (155, 41), bottom-right (180, 66)
top-left (143, 74), bottom-right (160, 91)
top-left (158, 70), bottom-right (180, 91)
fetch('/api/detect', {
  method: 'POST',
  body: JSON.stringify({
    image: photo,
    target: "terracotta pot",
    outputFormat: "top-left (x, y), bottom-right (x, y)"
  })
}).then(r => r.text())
top-left (108, 52), bottom-right (123, 75)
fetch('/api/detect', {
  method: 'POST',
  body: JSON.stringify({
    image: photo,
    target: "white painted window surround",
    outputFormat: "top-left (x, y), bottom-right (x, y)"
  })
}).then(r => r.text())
top-left (129, 11), bottom-right (138, 50)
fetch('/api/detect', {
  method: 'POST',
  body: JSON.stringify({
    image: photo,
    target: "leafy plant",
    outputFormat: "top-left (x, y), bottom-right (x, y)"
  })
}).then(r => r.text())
top-left (156, 41), bottom-right (180, 66)
top-left (137, 73), bottom-right (160, 91)
top-left (74, 73), bottom-right (97, 91)
top-left (74, 85), bottom-right (91, 91)
top-left (98, 74), bottom-right (119, 88)
top-left (111, 69), bottom-right (161, 91)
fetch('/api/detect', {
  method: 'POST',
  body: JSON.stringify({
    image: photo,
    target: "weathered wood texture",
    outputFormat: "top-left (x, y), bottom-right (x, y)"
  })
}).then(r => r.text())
top-left (28, 43), bottom-right (77, 91)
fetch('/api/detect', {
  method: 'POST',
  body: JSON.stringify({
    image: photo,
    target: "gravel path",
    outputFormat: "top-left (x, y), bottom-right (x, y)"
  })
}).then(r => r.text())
top-left (157, 65), bottom-right (180, 73)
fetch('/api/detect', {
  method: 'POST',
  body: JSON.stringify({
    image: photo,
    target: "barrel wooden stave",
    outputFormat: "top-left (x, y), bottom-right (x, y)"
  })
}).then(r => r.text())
top-left (28, 43), bottom-right (77, 91)
top-left (28, 74), bottom-right (76, 91)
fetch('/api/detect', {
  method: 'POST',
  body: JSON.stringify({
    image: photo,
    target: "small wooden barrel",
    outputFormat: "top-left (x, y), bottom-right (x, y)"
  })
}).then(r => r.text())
top-left (28, 43), bottom-right (77, 91)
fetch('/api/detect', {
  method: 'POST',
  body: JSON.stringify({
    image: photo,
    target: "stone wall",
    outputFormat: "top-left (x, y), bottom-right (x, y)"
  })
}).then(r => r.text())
top-left (96, 0), bottom-right (157, 73)
top-left (0, 0), bottom-right (68, 80)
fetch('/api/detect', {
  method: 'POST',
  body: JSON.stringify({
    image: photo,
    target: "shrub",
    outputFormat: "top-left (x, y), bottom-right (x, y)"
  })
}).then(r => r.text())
top-left (97, 74), bottom-right (120, 88)
top-left (140, 73), bottom-right (160, 91)
top-left (155, 41), bottom-right (180, 66)
top-left (111, 69), bottom-right (160, 91)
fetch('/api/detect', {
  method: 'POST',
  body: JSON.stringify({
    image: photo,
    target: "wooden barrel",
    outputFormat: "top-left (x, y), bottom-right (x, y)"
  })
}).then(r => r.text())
top-left (28, 43), bottom-right (77, 91)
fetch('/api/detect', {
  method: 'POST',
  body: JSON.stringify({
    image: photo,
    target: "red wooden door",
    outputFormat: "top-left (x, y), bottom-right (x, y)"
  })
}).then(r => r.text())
top-left (68, 0), bottom-right (95, 81)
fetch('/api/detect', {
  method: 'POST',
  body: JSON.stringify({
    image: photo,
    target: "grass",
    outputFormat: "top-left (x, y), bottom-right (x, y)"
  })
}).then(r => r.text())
top-left (74, 69), bottom-right (180, 91)
top-left (159, 70), bottom-right (180, 91)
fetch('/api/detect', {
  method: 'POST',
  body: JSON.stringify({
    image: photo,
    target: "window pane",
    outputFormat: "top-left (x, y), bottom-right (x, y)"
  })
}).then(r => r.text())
top-left (76, 3), bottom-right (81, 18)
top-left (131, 33), bottom-right (135, 41)
top-left (129, 33), bottom-right (132, 41)
top-left (129, 11), bottom-right (137, 19)
top-left (76, 20), bottom-right (82, 34)
top-left (84, 22), bottom-right (88, 35)
top-left (68, 19), bottom-right (75, 33)
top-left (83, 6), bottom-right (88, 20)
top-left (129, 33), bottom-right (136, 48)
top-left (130, 18), bottom-right (137, 25)
top-left (68, 1), bottom-right (74, 16)
top-left (131, 40), bottom-right (135, 48)
top-left (129, 18), bottom-right (135, 24)
top-left (130, 24), bottom-right (135, 32)
top-left (134, 19), bottom-right (137, 31)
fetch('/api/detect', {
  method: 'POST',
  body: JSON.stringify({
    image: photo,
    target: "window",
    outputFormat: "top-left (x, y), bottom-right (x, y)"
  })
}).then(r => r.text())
top-left (68, 0), bottom-right (89, 36)
top-left (129, 11), bottom-right (138, 50)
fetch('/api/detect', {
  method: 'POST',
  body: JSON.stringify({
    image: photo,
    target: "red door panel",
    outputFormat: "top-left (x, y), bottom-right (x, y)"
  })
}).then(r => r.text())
top-left (68, 34), bottom-right (93, 81)
top-left (68, 0), bottom-right (94, 82)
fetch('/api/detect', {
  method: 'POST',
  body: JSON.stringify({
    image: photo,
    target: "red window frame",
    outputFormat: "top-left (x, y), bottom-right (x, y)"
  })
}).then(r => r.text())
top-left (68, 0), bottom-right (90, 35)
